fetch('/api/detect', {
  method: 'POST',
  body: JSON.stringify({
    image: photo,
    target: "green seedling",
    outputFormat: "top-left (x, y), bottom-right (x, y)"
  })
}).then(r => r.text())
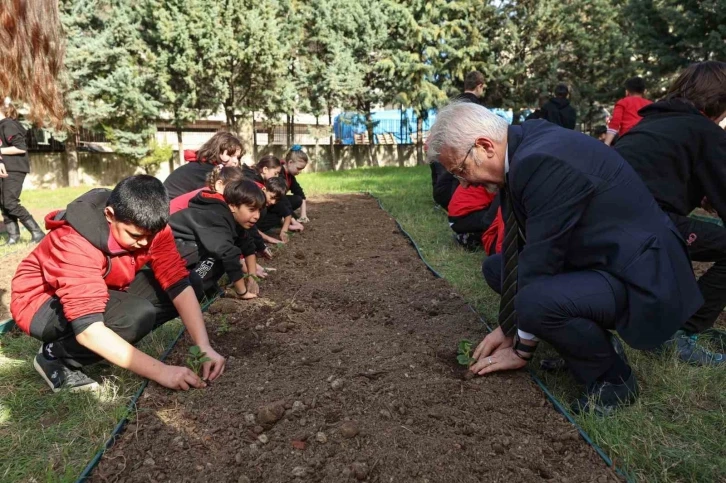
top-left (457, 339), bottom-right (475, 367)
top-left (216, 316), bottom-right (231, 336)
top-left (186, 345), bottom-right (212, 376)
top-left (243, 273), bottom-right (261, 282)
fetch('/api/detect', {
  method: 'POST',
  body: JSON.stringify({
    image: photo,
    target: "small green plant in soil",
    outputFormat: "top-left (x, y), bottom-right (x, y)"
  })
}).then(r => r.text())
top-left (216, 316), bottom-right (231, 336)
top-left (456, 339), bottom-right (475, 367)
top-left (243, 273), bottom-right (261, 282)
top-left (186, 345), bottom-right (211, 376)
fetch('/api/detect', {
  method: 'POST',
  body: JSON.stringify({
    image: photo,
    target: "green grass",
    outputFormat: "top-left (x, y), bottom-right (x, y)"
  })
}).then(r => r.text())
top-left (1, 172), bottom-right (724, 482)
top-left (300, 166), bottom-right (726, 483)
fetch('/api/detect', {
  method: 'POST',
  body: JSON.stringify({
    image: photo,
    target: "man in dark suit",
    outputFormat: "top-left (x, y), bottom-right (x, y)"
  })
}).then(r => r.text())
top-left (426, 101), bottom-right (703, 415)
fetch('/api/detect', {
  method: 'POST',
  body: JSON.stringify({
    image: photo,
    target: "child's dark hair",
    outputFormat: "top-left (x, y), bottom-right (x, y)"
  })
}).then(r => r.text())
top-left (256, 154), bottom-right (282, 172)
top-left (196, 132), bottom-right (244, 165)
top-left (664, 61), bottom-right (726, 120)
top-left (624, 77), bottom-right (646, 94)
top-left (206, 166), bottom-right (244, 192)
top-left (223, 179), bottom-right (266, 210)
top-left (593, 125), bottom-right (607, 137)
top-left (554, 84), bottom-right (569, 98)
top-left (463, 71), bottom-right (485, 91)
top-left (265, 176), bottom-right (287, 201)
top-left (285, 145), bottom-right (309, 165)
top-left (106, 175), bottom-right (169, 233)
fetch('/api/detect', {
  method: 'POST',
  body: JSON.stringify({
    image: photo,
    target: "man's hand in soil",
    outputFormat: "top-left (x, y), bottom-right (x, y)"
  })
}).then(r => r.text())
top-left (198, 344), bottom-right (226, 381)
top-left (157, 365), bottom-right (206, 391)
top-left (469, 347), bottom-right (528, 375)
top-left (472, 326), bottom-right (513, 362)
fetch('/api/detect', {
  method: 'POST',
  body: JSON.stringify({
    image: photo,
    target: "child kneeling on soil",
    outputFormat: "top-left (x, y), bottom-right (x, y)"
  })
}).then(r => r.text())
top-left (261, 147), bottom-right (309, 241)
top-left (11, 175), bottom-right (225, 392)
top-left (242, 155), bottom-right (290, 245)
top-left (170, 178), bottom-right (266, 301)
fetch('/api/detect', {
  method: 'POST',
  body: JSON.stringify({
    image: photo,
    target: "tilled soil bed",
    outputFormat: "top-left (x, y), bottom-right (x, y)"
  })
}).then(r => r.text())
top-left (93, 194), bottom-right (618, 483)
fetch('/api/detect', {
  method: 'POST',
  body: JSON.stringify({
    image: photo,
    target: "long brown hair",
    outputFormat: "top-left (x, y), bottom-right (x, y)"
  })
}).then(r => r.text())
top-left (0, 0), bottom-right (66, 128)
top-left (665, 61), bottom-right (726, 120)
top-left (196, 132), bottom-right (244, 165)
top-left (1, 100), bottom-right (19, 119)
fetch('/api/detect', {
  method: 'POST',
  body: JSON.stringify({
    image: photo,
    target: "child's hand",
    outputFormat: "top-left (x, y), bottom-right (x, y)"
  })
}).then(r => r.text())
top-left (258, 247), bottom-right (274, 260)
top-left (156, 365), bottom-right (205, 391)
top-left (198, 345), bottom-right (226, 381)
top-left (256, 265), bottom-right (269, 279)
top-left (290, 220), bottom-right (304, 232)
top-left (298, 216), bottom-right (309, 223)
top-left (247, 276), bottom-right (260, 295)
top-left (280, 231), bottom-right (289, 243)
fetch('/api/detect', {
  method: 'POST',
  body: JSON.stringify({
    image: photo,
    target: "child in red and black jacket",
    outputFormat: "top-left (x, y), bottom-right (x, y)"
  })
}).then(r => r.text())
top-left (164, 132), bottom-right (243, 199)
top-left (261, 146), bottom-right (308, 239)
top-left (170, 179), bottom-right (267, 301)
top-left (243, 155), bottom-right (293, 243)
top-left (448, 185), bottom-right (502, 254)
top-left (11, 175), bottom-right (225, 393)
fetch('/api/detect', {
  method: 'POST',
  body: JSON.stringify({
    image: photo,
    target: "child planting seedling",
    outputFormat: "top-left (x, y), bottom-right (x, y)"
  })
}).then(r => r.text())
top-left (457, 339), bottom-right (475, 367)
top-left (187, 345), bottom-right (212, 377)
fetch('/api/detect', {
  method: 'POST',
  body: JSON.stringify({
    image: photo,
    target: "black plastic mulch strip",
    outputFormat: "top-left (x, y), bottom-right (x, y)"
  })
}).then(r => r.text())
top-left (368, 192), bottom-right (633, 482)
top-left (74, 295), bottom-right (219, 483)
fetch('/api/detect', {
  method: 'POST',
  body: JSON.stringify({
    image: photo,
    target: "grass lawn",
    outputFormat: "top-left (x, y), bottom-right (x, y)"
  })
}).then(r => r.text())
top-left (0, 168), bottom-right (723, 482)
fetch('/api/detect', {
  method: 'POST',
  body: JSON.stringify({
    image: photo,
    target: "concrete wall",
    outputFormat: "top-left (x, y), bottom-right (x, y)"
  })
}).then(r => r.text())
top-left (24, 144), bottom-right (421, 189)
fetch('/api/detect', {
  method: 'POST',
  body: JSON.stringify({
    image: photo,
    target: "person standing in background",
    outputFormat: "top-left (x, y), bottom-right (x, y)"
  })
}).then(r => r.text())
top-left (540, 84), bottom-right (577, 130)
top-left (0, 99), bottom-right (45, 245)
top-left (604, 77), bottom-right (652, 146)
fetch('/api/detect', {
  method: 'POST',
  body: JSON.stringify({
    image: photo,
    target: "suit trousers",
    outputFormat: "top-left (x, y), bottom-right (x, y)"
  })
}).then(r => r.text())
top-left (483, 254), bottom-right (629, 385)
top-left (29, 270), bottom-right (203, 368)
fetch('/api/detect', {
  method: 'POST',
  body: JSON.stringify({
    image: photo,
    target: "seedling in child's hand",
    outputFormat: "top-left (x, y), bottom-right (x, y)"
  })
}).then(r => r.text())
top-left (243, 273), bottom-right (261, 282)
top-left (186, 345), bottom-right (212, 376)
top-left (457, 339), bottom-right (475, 367)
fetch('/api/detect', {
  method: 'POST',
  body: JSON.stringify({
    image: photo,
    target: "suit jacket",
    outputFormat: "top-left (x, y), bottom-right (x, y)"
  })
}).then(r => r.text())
top-left (503, 121), bottom-right (702, 349)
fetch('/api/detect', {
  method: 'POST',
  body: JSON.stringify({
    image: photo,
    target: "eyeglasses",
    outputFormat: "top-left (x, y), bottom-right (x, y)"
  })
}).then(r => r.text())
top-left (450, 143), bottom-right (476, 181)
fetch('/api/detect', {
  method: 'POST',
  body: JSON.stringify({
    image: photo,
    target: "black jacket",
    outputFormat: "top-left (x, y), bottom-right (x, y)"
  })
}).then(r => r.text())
top-left (163, 162), bottom-right (215, 199)
top-left (281, 166), bottom-right (305, 200)
top-left (453, 92), bottom-right (486, 106)
top-left (503, 121), bottom-right (701, 349)
top-left (616, 99), bottom-right (726, 220)
top-left (430, 161), bottom-right (459, 210)
top-left (540, 97), bottom-right (577, 130)
top-left (169, 190), bottom-right (255, 284)
top-left (0, 118), bottom-right (29, 173)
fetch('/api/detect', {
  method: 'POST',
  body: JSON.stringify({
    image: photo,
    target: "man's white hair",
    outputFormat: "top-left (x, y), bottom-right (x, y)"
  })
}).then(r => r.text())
top-left (426, 101), bottom-right (509, 163)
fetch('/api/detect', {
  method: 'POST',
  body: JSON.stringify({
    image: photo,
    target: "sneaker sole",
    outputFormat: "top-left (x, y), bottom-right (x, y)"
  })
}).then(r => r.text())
top-left (33, 357), bottom-right (100, 393)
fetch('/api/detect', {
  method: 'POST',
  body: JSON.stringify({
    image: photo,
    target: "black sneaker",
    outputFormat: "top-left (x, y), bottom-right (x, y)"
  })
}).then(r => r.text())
top-left (452, 233), bottom-right (481, 252)
top-left (571, 370), bottom-right (639, 417)
top-left (540, 357), bottom-right (568, 372)
top-left (657, 330), bottom-right (725, 367)
top-left (33, 353), bottom-right (100, 393)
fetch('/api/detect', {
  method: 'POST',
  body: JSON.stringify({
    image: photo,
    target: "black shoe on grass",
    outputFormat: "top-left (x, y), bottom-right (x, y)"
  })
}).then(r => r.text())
top-left (571, 371), bottom-right (639, 417)
top-left (657, 330), bottom-right (725, 367)
top-left (33, 353), bottom-right (100, 393)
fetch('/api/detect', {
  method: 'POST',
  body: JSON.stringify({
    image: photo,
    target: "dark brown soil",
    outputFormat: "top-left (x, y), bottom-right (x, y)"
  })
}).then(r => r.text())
top-left (92, 194), bottom-right (618, 483)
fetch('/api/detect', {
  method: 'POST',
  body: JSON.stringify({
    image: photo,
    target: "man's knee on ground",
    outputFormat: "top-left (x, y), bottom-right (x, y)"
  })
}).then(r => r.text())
top-left (482, 255), bottom-right (502, 294)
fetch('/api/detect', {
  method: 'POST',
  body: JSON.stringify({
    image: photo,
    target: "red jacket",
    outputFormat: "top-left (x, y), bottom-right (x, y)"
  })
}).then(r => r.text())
top-left (447, 185), bottom-right (497, 218)
top-left (607, 96), bottom-right (652, 137)
top-left (170, 188), bottom-right (204, 214)
top-left (11, 189), bottom-right (189, 334)
top-left (481, 208), bottom-right (504, 255)
top-left (184, 149), bottom-right (199, 163)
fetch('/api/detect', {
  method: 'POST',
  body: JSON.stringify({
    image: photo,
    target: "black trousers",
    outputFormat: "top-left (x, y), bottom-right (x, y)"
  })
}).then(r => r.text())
top-left (28, 270), bottom-right (203, 368)
top-left (483, 255), bottom-right (629, 385)
top-left (669, 213), bottom-right (726, 333)
top-left (0, 171), bottom-right (32, 225)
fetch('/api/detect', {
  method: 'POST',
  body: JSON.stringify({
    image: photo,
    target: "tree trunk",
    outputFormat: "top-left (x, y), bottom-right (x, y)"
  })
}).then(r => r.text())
top-left (252, 112), bottom-right (258, 159)
top-left (416, 116), bottom-right (425, 165)
top-left (176, 126), bottom-right (184, 166)
top-left (329, 106), bottom-right (337, 171)
top-left (365, 103), bottom-right (378, 167)
top-left (66, 127), bottom-right (80, 187)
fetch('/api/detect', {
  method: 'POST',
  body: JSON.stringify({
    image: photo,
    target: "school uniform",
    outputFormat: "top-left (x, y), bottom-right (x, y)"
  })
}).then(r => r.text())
top-left (430, 161), bottom-right (459, 210)
top-left (616, 99), bottom-right (726, 333)
top-left (607, 96), bottom-right (652, 138)
top-left (0, 118), bottom-right (37, 229)
top-left (255, 165), bottom-right (304, 233)
top-left (11, 189), bottom-right (198, 369)
top-left (163, 150), bottom-right (215, 199)
top-left (169, 190), bottom-right (256, 292)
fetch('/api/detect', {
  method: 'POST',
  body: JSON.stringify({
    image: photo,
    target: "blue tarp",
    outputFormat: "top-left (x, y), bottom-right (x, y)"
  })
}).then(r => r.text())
top-left (333, 107), bottom-right (513, 145)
